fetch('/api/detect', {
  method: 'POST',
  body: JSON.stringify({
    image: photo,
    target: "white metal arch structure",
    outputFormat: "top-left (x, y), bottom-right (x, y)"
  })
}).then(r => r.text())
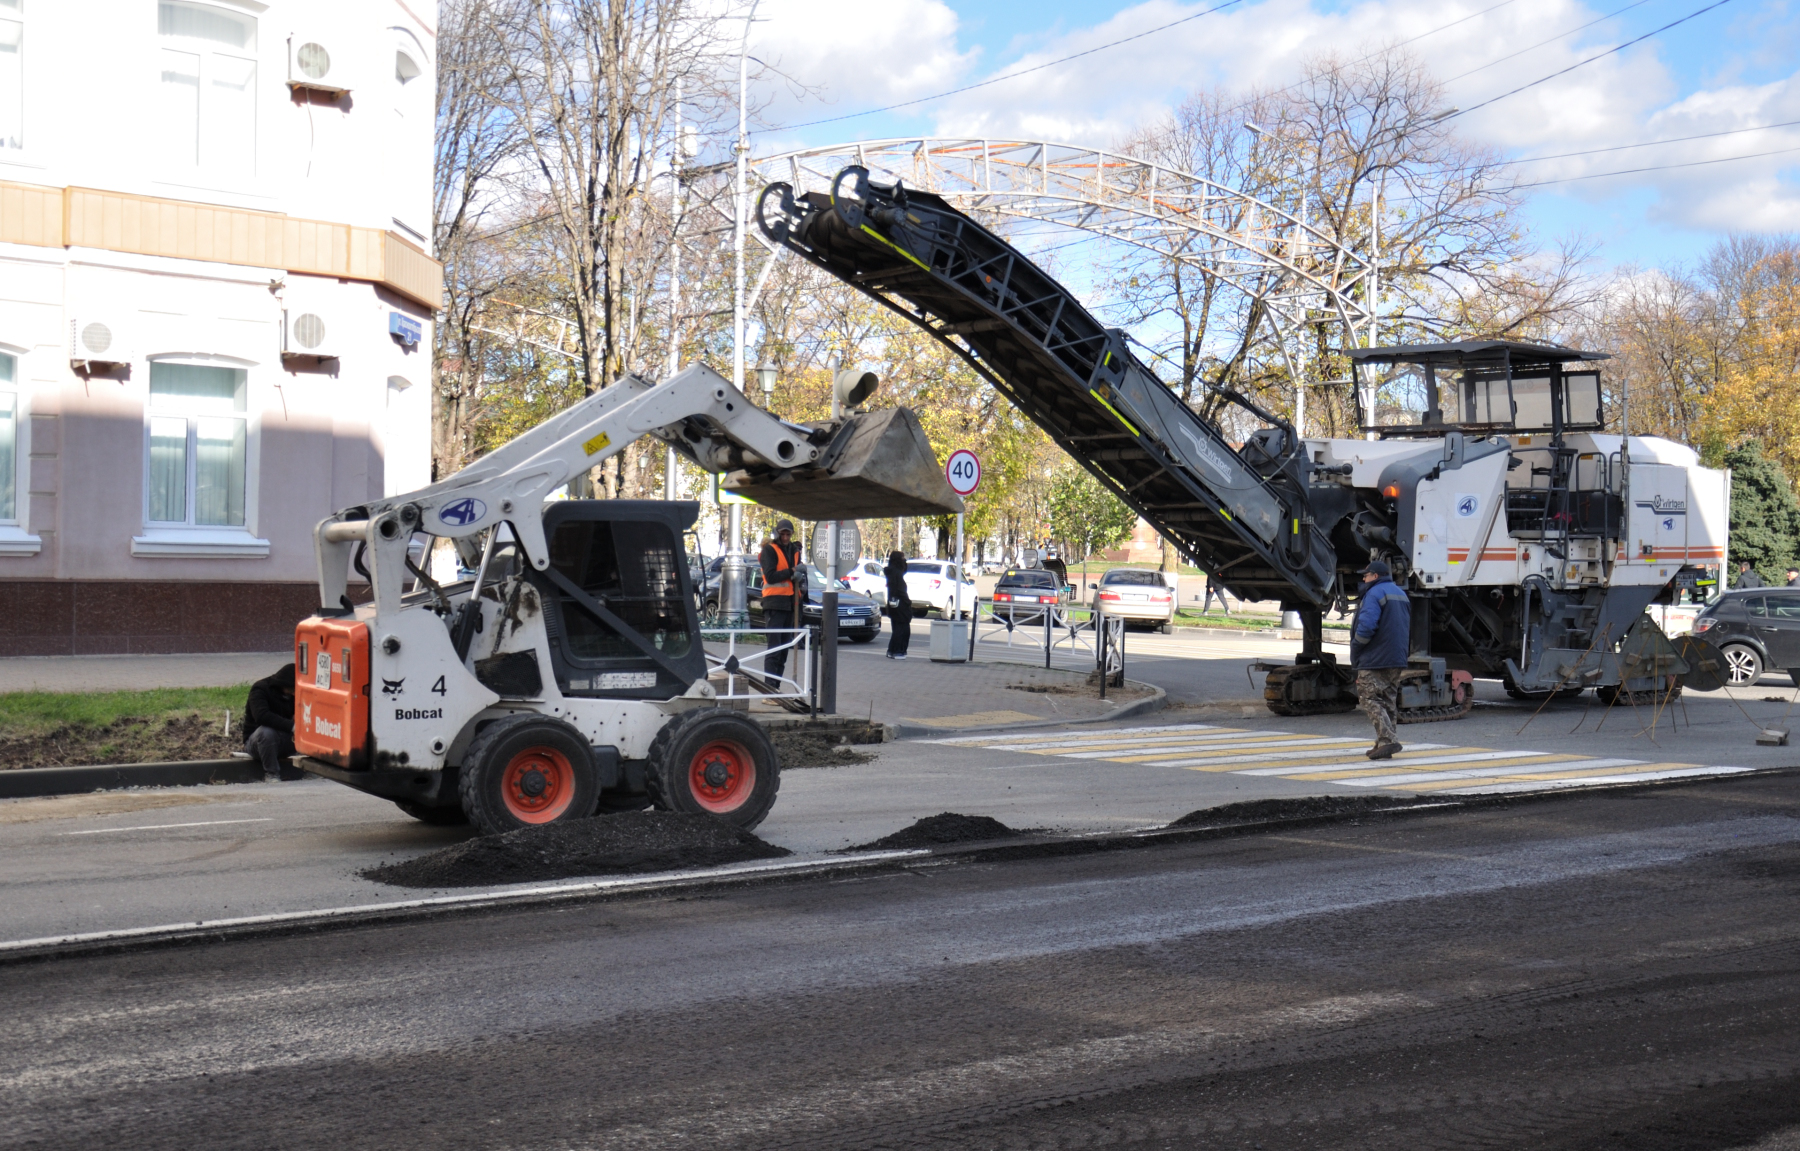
top-left (749, 138), bottom-right (1374, 344)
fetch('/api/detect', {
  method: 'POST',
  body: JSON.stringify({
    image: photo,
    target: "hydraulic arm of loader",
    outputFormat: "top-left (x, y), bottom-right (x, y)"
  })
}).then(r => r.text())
top-left (309, 361), bottom-right (960, 618)
top-left (757, 166), bottom-right (1340, 610)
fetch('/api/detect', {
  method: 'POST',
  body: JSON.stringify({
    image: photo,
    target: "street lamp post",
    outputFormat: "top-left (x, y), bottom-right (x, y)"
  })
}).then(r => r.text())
top-left (719, 1), bottom-right (761, 626)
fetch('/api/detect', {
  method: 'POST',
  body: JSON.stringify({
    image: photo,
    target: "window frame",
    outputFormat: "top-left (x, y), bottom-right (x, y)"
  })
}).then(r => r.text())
top-left (0, 342), bottom-right (38, 555)
top-left (133, 353), bottom-right (266, 557)
top-left (154, 0), bottom-right (262, 185)
top-left (0, 0), bottom-right (24, 155)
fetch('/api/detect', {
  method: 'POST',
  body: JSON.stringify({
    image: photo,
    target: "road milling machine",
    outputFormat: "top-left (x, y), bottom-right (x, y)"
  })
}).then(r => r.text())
top-left (290, 362), bottom-right (962, 834)
top-left (757, 166), bottom-right (1728, 721)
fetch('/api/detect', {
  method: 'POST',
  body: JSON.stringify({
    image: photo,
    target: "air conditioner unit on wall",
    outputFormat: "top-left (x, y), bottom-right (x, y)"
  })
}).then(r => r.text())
top-left (283, 310), bottom-right (338, 362)
top-left (69, 318), bottom-right (131, 369)
top-left (288, 36), bottom-right (350, 97)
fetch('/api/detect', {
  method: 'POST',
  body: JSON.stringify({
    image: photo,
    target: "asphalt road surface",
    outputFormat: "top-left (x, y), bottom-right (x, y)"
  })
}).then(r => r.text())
top-left (7, 773), bottom-right (1800, 1150)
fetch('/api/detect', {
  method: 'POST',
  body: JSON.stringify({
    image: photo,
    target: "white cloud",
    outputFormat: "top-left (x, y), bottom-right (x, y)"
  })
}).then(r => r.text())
top-left (747, 0), bottom-right (977, 151)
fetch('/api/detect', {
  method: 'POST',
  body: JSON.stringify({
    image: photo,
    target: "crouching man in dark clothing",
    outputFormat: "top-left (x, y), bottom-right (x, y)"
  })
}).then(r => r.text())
top-left (244, 664), bottom-right (299, 781)
top-left (1350, 560), bottom-right (1411, 760)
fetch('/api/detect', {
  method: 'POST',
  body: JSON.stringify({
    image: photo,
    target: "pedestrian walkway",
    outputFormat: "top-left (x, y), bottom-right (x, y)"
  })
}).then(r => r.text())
top-left (929, 721), bottom-right (1754, 795)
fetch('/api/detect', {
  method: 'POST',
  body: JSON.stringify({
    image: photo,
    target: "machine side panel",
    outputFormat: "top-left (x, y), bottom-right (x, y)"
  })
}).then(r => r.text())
top-left (1683, 466), bottom-right (1729, 569)
top-left (294, 618), bottom-right (371, 768)
top-left (1427, 454), bottom-right (1509, 585)
top-left (1627, 464), bottom-right (1690, 572)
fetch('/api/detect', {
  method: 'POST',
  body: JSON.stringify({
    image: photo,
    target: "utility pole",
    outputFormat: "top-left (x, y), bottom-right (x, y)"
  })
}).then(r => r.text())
top-left (665, 78), bottom-right (684, 504)
top-left (718, 3), bottom-right (759, 625)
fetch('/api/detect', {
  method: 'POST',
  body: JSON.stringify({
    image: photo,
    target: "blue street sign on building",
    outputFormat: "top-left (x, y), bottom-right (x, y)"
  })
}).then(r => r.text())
top-left (389, 311), bottom-right (423, 347)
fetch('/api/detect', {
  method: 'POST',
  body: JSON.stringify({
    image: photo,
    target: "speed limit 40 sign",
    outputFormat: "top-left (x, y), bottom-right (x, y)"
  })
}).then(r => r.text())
top-left (945, 449), bottom-right (981, 497)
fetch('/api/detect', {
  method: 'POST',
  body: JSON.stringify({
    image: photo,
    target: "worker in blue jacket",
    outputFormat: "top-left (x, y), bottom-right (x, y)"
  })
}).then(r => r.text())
top-left (1350, 559), bottom-right (1411, 760)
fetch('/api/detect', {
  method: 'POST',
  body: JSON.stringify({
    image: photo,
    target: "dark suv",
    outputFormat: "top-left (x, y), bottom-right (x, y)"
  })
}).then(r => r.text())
top-left (1692, 588), bottom-right (1800, 686)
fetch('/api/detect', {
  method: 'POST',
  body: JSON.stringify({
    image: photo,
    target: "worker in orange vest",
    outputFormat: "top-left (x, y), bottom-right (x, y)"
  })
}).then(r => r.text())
top-left (760, 519), bottom-right (803, 682)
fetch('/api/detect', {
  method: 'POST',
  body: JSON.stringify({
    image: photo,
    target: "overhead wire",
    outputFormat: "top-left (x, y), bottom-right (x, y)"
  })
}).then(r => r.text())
top-left (1510, 142), bottom-right (1800, 187)
top-left (1438, 0), bottom-right (1654, 85)
top-left (1440, 0), bottom-right (1741, 122)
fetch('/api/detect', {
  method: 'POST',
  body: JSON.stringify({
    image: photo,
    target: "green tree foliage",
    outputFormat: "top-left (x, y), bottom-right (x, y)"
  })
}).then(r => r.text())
top-left (1048, 467), bottom-right (1139, 561)
top-left (1722, 441), bottom-right (1800, 581)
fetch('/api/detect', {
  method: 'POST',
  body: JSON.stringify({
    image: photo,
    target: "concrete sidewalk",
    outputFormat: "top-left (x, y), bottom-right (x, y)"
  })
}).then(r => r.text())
top-left (0, 620), bottom-right (1160, 736)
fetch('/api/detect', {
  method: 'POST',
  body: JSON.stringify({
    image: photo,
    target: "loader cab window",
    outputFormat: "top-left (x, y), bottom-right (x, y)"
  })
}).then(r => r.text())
top-left (546, 518), bottom-right (692, 662)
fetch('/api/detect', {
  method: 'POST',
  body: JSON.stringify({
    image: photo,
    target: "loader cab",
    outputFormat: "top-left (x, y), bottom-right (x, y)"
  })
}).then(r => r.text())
top-left (528, 500), bottom-right (707, 700)
top-left (1350, 342), bottom-right (1608, 442)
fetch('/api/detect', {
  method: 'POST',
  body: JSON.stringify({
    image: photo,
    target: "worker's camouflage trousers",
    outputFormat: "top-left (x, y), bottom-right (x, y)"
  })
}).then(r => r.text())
top-left (1355, 667), bottom-right (1405, 745)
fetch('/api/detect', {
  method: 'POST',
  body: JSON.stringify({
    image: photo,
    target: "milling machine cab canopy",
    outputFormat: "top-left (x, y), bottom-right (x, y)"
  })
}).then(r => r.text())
top-left (1349, 341), bottom-right (1610, 438)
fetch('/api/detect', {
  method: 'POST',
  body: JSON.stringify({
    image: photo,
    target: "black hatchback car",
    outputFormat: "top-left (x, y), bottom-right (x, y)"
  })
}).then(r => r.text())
top-left (1691, 588), bottom-right (1800, 686)
top-left (991, 568), bottom-right (1063, 625)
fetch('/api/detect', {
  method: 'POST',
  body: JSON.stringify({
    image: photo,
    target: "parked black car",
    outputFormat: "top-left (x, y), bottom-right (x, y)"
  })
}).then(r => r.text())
top-left (703, 563), bottom-right (882, 642)
top-left (1691, 588), bottom-right (1800, 686)
top-left (991, 568), bottom-right (1062, 626)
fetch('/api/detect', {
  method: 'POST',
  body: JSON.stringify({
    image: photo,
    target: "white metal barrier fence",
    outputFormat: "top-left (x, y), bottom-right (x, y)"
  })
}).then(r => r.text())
top-left (970, 600), bottom-right (1126, 684)
top-left (700, 628), bottom-right (813, 703)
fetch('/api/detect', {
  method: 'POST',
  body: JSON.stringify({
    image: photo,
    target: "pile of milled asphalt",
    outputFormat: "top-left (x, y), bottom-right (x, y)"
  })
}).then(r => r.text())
top-left (1170, 794), bottom-right (1442, 828)
top-left (770, 728), bottom-right (876, 768)
top-left (848, 812), bottom-right (1027, 851)
top-left (364, 811), bottom-right (789, 888)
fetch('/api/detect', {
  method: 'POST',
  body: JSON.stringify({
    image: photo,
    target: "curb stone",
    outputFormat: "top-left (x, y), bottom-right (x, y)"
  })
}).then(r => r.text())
top-left (0, 758), bottom-right (261, 799)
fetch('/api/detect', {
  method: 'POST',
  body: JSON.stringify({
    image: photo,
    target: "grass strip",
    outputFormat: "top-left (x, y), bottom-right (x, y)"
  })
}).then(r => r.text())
top-left (0, 686), bottom-right (252, 738)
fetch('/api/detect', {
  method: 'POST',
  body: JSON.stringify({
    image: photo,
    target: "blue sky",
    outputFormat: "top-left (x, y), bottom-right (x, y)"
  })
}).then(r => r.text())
top-left (743, 0), bottom-right (1800, 272)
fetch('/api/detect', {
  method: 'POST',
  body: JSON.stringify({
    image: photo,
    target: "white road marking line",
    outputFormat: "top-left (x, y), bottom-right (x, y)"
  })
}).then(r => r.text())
top-left (1062, 735), bottom-right (1367, 760)
top-left (62, 818), bottom-right (275, 836)
top-left (927, 722), bottom-right (1223, 746)
top-left (1436, 765), bottom-right (1755, 794)
top-left (1154, 743), bottom-right (1455, 769)
top-left (1336, 758), bottom-right (1649, 788)
top-left (1235, 749), bottom-right (1577, 776)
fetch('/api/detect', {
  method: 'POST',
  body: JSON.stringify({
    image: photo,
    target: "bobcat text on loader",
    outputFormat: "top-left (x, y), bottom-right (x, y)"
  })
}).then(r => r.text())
top-left (290, 362), bottom-right (960, 834)
top-left (759, 166), bottom-right (1728, 720)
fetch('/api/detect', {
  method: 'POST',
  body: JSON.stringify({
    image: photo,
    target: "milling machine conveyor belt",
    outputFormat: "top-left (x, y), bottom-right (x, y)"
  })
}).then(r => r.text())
top-left (758, 166), bottom-right (1339, 606)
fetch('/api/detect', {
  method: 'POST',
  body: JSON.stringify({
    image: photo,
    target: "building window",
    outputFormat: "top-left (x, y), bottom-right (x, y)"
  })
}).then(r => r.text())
top-left (158, 0), bottom-right (256, 175)
top-left (0, 352), bottom-right (16, 522)
top-left (0, 0), bottom-right (21, 151)
top-left (147, 362), bottom-right (246, 527)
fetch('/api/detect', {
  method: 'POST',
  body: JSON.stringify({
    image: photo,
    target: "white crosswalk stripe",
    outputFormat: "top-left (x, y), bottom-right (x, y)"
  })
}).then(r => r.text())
top-left (932, 723), bottom-right (1751, 795)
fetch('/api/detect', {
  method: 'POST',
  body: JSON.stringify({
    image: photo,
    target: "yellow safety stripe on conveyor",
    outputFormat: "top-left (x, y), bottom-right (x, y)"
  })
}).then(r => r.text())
top-left (859, 224), bottom-right (931, 272)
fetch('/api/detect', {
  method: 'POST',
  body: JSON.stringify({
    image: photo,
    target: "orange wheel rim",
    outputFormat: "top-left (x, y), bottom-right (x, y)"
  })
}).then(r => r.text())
top-left (500, 746), bottom-right (576, 823)
top-left (688, 740), bottom-right (755, 813)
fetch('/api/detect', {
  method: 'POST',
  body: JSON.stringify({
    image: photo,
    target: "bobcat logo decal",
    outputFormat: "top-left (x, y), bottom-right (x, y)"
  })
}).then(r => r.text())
top-left (381, 677), bottom-right (405, 698)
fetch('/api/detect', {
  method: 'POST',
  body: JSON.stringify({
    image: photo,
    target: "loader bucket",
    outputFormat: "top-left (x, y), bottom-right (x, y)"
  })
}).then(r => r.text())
top-left (722, 406), bottom-right (965, 519)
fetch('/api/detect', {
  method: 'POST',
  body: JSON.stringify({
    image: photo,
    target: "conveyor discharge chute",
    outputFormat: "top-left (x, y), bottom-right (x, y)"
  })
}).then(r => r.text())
top-left (758, 167), bottom-right (1339, 608)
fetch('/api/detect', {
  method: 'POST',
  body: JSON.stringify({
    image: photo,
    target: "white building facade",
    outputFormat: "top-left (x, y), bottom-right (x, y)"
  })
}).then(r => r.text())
top-left (0, 0), bottom-right (439, 655)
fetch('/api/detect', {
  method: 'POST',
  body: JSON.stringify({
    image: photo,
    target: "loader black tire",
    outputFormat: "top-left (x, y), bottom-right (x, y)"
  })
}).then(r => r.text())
top-left (394, 799), bottom-right (470, 826)
top-left (646, 708), bottom-right (780, 830)
top-left (458, 713), bottom-right (599, 836)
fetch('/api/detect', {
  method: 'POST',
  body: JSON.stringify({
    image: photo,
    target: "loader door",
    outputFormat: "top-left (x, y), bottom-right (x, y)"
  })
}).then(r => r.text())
top-left (533, 500), bottom-right (706, 699)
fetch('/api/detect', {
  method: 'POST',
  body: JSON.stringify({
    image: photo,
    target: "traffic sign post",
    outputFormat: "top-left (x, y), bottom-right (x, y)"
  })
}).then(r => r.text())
top-left (934, 451), bottom-right (982, 664)
top-left (944, 450), bottom-right (980, 622)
